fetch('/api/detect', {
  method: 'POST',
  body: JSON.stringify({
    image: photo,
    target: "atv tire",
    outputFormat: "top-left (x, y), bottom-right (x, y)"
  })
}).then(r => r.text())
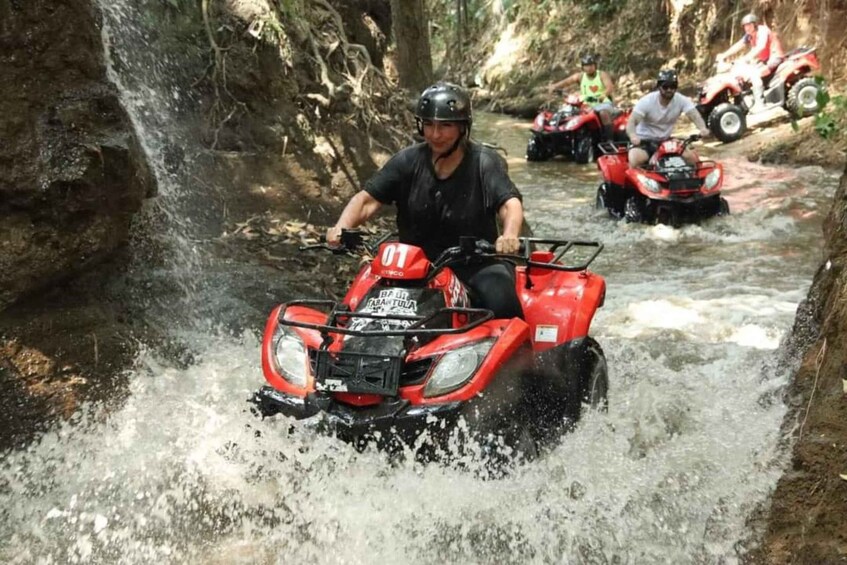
top-left (562, 337), bottom-right (609, 423)
top-left (508, 423), bottom-right (539, 462)
top-left (786, 77), bottom-right (822, 118)
top-left (574, 134), bottom-right (595, 164)
top-left (624, 196), bottom-right (643, 223)
top-left (595, 183), bottom-right (608, 211)
top-left (708, 103), bottom-right (747, 143)
top-left (526, 137), bottom-right (549, 162)
top-left (482, 420), bottom-right (539, 476)
top-left (581, 337), bottom-right (609, 412)
top-left (717, 197), bottom-right (730, 216)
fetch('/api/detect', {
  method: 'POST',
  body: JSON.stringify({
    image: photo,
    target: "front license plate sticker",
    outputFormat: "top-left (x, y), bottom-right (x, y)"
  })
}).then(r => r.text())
top-left (319, 378), bottom-right (347, 392)
top-left (535, 325), bottom-right (558, 343)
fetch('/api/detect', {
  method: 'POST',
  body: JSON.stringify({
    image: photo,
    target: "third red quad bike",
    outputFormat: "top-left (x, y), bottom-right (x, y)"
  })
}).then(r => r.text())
top-left (526, 93), bottom-right (631, 164)
top-left (252, 231), bottom-right (608, 463)
top-left (697, 46), bottom-right (823, 143)
top-left (595, 135), bottom-right (729, 226)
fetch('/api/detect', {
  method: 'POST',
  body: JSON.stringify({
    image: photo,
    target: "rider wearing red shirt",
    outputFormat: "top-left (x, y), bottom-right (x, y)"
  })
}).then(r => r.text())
top-left (717, 13), bottom-right (785, 112)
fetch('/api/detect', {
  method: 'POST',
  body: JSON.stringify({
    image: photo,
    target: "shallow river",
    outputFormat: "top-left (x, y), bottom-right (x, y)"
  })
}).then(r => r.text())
top-left (0, 5), bottom-right (840, 563)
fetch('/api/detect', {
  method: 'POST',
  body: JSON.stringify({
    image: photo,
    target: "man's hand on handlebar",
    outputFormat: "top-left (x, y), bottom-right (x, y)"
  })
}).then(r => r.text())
top-left (629, 134), bottom-right (641, 147)
top-left (326, 226), bottom-right (343, 246)
top-left (496, 234), bottom-right (521, 254)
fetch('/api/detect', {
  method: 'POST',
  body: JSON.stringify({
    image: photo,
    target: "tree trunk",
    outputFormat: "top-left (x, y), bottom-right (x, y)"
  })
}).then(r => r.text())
top-left (389, 0), bottom-right (433, 93)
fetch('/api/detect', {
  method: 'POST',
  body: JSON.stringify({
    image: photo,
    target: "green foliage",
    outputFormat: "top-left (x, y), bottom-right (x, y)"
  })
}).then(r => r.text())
top-left (160, 0), bottom-right (194, 12)
top-left (428, 0), bottom-right (490, 67)
top-left (587, 0), bottom-right (625, 20)
top-left (813, 94), bottom-right (846, 139)
top-left (278, 0), bottom-right (303, 20)
top-left (809, 77), bottom-right (846, 141)
top-left (261, 16), bottom-right (285, 43)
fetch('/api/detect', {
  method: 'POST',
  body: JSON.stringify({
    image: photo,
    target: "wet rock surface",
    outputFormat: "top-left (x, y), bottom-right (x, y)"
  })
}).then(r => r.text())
top-left (0, 0), bottom-right (154, 311)
top-left (757, 161), bottom-right (847, 564)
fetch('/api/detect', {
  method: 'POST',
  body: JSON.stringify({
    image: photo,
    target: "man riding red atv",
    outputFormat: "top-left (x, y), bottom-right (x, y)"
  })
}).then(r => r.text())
top-left (595, 135), bottom-right (728, 226)
top-left (526, 93), bottom-right (630, 163)
top-left (697, 46), bottom-right (823, 143)
top-left (252, 231), bottom-right (609, 461)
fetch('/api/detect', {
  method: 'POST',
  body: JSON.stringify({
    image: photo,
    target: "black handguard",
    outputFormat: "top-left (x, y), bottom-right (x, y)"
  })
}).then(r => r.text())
top-left (683, 133), bottom-right (701, 150)
top-left (299, 229), bottom-right (364, 253)
top-left (465, 237), bottom-right (526, 257)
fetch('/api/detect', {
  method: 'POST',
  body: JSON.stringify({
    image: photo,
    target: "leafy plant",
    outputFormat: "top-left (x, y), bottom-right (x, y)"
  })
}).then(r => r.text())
top-left (813, 92), bottom-right (846, 140)
top-left (161, 0), bottom-right (194, 11)
top-left (587, 0), bottom-right (625, 20)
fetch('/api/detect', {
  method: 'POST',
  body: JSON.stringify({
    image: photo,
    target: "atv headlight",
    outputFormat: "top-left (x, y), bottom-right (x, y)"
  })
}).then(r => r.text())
top-left (704, 168), bottom-right (721, 189)
top-left (423, 339), bottom-right (495, 398)
top-left (274, 327), bottom-right (309, 388)
top-left (636, 174), bottom-right (661, 193)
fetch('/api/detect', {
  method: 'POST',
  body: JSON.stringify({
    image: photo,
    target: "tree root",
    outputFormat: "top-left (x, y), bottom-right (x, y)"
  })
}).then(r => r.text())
top-left (201, 0), bottom-right (248, 149)
top-left (297, 0), bottom-right (404, 137)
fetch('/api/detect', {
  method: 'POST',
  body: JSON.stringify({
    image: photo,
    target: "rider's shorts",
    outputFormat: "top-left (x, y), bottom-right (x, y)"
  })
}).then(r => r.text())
top-left (590, 101), bottom-right (615, 113)
top-left (635, 139), bottom-right (662, 158)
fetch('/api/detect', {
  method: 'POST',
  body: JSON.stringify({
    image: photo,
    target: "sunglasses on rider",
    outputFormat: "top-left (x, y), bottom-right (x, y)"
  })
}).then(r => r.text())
top-left (659, 82), bottom-right (678, 91)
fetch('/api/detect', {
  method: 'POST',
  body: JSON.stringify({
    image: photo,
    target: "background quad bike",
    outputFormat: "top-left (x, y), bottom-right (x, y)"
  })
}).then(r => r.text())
top-left (526, 95), bottom-right (630, 164)
top-left (594, 136), bottom-right (730, 227)
top-left (697, 46), bottom-right (824, 143)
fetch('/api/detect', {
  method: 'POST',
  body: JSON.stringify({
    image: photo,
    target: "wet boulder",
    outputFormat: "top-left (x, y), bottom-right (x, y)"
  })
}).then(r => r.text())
top-left (0, 0), bottom-right (154, 311)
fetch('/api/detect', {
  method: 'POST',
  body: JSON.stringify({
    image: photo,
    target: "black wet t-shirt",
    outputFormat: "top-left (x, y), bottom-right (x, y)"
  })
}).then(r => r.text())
top-left (364, 142), bottom-right (522, 260)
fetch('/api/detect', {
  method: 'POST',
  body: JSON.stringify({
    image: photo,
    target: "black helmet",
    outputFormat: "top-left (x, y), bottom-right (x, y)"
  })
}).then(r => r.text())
top-left (580, 53), bottom-right (597, 66)
top-left (656, 69), bottom-right (679, 89)
top-left (415, 82), bottom-right (472, 134)
top-left (741, 13), bottom-right (758, 25)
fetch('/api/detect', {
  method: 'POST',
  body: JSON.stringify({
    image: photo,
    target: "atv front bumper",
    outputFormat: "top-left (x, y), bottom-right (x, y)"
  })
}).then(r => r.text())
top-left (251, 385), bottom-right (464, 440)
top-left (642, 194), bottom-right (723, 214)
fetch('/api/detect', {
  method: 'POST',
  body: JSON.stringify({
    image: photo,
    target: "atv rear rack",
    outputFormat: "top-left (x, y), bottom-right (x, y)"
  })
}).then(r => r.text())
top-left (522, 238), bottom-right (604, 271)
top-left (276, 300), bottom-right (494, 338)
top-left (597, 141), bottom-right (628, 155)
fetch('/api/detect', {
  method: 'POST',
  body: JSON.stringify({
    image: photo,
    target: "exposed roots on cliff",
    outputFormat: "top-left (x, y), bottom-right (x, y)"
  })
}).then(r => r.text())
top-left (298, 0), bottom-right (410, 146)
top-left (200, 0), bottom-right (248, 149)
top-left (198, 0), bottom-right (411, 153)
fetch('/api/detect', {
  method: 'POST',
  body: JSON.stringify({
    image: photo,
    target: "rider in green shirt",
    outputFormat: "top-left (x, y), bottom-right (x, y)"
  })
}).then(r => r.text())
top-left (546, 53), bottom-right (617, 141)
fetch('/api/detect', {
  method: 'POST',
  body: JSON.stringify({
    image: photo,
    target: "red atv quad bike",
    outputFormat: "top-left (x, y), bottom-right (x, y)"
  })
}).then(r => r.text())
top-left (252, 231), bottom-right (608, 462)
top-left (697, 46), bottom-right (823, 143)
top-left (526, 93), bottom-right (631, 164)
top-left (595, 135), bottom-right (729, 226)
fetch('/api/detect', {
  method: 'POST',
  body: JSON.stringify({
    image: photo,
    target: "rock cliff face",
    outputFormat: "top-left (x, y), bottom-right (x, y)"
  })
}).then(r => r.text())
top-left (760, 161), bottom-right (847, 563)
top-left (0, 0), bottom-right (154, 311)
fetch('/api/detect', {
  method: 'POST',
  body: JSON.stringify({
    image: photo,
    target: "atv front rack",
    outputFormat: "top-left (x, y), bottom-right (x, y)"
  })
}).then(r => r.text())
top-left (276, 300), bottom-right (494, 338)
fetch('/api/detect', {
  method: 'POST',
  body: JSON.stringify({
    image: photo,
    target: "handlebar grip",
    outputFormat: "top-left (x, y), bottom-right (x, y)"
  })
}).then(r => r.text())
top-left (476, 240), bottom-right (496, 253)
top-left (477, 240), bottom-right (527, 255)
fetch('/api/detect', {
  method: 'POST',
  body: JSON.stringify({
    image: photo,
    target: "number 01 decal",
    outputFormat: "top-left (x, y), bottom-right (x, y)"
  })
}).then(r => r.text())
top-left (381, 244), bottom-right (409, 268)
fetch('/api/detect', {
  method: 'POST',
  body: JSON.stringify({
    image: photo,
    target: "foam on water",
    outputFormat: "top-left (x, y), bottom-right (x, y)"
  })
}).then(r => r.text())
top-left (0, 326), bottom-right (794, 563)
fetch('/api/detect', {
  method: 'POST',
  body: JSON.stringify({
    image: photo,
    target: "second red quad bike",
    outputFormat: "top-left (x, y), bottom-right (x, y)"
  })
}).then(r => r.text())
top-left (595, 135), bottom-right (729, 226)
top-left (697, 46), bottom-right (823, 143)
top-left (526, 93), bottom-right (630, 164)
top-left (252, 231), bottom-right (608, 462)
